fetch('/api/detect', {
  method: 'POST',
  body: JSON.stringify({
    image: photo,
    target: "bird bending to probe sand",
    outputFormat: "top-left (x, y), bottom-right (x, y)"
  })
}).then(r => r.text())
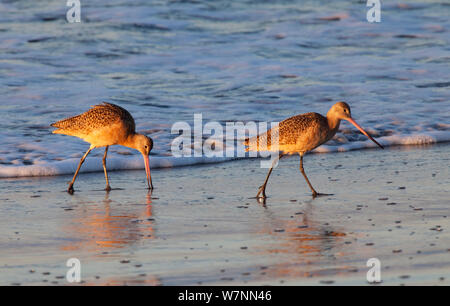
top-left (51, 102), bottom-right (153, 194)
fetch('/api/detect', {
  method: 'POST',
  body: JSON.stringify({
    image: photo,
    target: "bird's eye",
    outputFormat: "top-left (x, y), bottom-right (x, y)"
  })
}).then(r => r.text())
top-left (145, 145), bottom-right (148, 149)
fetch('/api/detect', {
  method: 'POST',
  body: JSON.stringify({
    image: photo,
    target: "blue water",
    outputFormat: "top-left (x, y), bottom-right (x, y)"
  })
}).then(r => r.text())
top-left (0, 0), bottom-right (449, 177)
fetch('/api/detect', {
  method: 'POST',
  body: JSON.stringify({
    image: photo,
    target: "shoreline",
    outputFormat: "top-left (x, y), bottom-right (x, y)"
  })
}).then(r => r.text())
top-left (1, 139), bottom-right (449, 179)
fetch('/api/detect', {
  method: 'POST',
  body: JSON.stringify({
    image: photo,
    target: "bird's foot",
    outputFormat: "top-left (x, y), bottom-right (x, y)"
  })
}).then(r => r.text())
top-left (312, 191), bottom-right (333, 198)
top-left (256, 185), bottom-right (267, 199)
top-left (257, 197), bottom-right (267, 206)
top-left (68, 185), bottom-right (75, 195)
top-left (105, 185), bottom-right (112, 192)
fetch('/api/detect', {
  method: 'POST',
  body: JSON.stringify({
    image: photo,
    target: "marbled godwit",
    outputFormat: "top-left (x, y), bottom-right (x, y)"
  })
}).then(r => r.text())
top-left (51, 102), bottom-right (153, 194)
top-left (245, 102), bottom-right (383, 199)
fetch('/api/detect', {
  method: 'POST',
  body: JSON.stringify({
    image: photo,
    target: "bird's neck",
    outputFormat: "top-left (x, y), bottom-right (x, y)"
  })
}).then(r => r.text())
top-left (326, 114), bottom-right (341, 137)
top-left (120, 133), bottom-right (138, 149)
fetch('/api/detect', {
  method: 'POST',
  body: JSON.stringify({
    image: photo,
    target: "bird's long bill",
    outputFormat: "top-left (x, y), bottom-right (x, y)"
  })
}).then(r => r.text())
top-left (143, 154), bottom-right (153, 189)
top-left (346, 118), bottom-right (384, 149)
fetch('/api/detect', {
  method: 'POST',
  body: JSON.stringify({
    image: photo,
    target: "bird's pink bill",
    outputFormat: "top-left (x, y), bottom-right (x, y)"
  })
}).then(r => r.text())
top-left (346, 118), bottom-right (384, 149)
top-left (143, 154), bottom-right (153, 189)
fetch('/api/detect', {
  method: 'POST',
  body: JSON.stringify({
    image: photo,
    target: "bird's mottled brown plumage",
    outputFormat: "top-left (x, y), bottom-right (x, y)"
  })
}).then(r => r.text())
top-left (244, 112), bottom-right (336, 155)
top-left (51, 102), bottom-right (136, 147)
top-left (52, 102), bottom-right (135, 135)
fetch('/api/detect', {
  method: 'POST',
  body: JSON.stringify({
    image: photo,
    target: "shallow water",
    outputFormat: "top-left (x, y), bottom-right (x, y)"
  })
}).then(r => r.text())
top-left (0, 0), bottom-right (449, 177)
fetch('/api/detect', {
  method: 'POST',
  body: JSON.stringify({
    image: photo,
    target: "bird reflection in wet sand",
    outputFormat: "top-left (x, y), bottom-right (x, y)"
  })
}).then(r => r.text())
top-left (252, 201), bottom-right (352, 281)
top-left (61, 192), bottom-right (155, 253)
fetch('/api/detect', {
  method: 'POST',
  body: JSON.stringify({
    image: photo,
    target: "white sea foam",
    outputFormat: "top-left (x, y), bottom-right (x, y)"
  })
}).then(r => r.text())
top-left (0, 155), bottom-right (235, 178)
top-left (1, 131), bottom-right (448, 178)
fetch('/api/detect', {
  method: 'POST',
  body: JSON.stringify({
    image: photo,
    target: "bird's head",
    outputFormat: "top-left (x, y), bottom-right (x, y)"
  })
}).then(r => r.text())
top-left (134, 134), bottom-right (153, 156)
top-left (330, 101), bottom-right (352, 120)
top-left (328, 101), bottom-right (384, 149)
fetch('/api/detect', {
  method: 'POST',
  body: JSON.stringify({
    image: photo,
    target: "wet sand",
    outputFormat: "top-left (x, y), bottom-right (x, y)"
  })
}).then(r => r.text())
top-left (0, 143), bottom-right (449, 286)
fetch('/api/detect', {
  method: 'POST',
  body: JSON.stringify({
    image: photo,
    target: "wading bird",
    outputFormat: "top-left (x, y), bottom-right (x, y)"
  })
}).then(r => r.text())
top-left (51, 102), bottom-right (153, 194)
top-left (244, 102), bottom-right (383, 199)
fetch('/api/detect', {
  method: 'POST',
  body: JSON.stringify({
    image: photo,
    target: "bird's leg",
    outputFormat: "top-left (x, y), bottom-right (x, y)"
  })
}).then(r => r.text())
top-left (256, 154), bottom-right (283, 199)
top-left (102, 146), bottom-right (111, 192)
top-left (299, 154), bottom-right (331, 198)
top-left (68, 146), bottom-right (93, 194)
top-left (256, 168), bottom-right (273, 199)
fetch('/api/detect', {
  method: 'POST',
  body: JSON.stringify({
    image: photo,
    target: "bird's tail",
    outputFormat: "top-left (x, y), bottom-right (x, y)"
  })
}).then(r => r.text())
top-left (243, 137), bottom-right (252, 152)
top-left (243, 129), bottom-right (278, 152)
top-left (50, 122), bottom-right (61, 134)
top-left (50, 119), bottom-right (76, 135)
